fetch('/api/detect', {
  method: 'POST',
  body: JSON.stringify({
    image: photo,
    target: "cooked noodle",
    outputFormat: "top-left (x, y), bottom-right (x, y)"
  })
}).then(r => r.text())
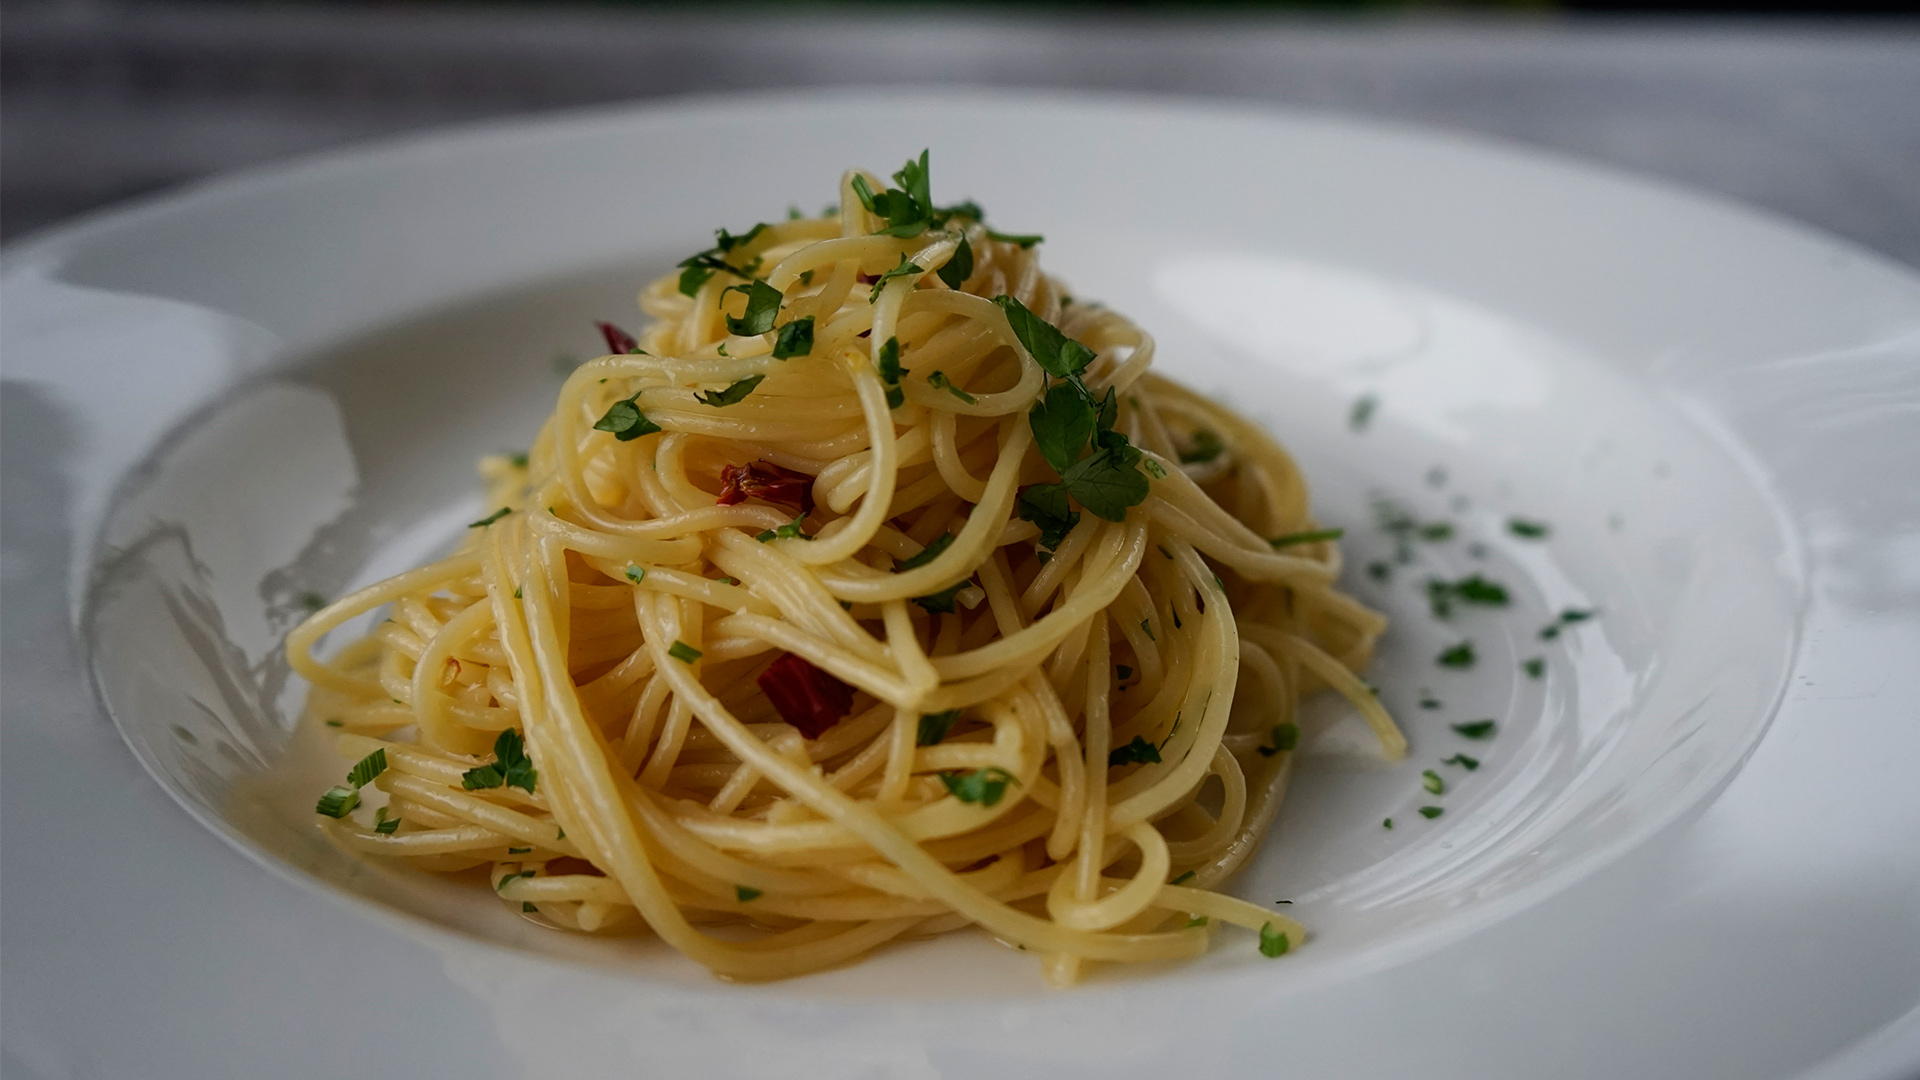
top-left (287, 156), bottom-right (1403, 983)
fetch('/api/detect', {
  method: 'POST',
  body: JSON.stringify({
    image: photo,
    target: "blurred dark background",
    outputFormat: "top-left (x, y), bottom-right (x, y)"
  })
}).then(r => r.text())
top-left (3, 0), bottom-right (1917, 264)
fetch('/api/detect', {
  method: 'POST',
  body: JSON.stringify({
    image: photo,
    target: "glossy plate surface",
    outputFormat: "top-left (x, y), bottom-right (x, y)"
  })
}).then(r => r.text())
top-left (5, 91), bottom-right (1916, 1079)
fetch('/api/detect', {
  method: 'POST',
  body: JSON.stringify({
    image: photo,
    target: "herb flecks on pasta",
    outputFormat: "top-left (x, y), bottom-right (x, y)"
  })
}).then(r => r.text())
top-left (286, 152), bottom-right (1400, 984)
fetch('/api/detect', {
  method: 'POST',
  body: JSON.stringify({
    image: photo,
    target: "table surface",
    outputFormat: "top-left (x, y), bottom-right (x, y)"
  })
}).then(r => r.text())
top-left (2, 4), bottom-right (1917, 267)
top-left (4, 8), bottom-right (1919, 1080)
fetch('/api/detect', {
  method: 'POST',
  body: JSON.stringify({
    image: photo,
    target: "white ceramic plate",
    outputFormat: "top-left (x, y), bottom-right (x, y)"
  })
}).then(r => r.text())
top-left (5, 90), bottom-right (1917, 1080)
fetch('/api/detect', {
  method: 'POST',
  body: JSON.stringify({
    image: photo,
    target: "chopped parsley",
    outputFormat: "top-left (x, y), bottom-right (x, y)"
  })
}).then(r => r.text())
top-left (1418, 806), bottom-right (1444, 819)
top-left (1270, 528), bottom-right (1344, 549)
top-left (723, 279), bottom-right (783, 337)
top-left (508, 452), bottom-right (529, 468)
top-left (469, 507), bottom-right (512, 528)
top-left (986, 229), bottom-right (1043, 248)
top-left (1017, 484), bottom-right (1080, 552)
top-left (1451, 720), bottom-right (1497, 739)
top-left (1256, 722), bottom-right (1301, 757)
top-left (694, 374), bottom-right (765, 408)
top-left (324, 719), bottom-right (343, 728)
top-left (668, 640), bottom-right (703, 664)
top-left (1418, 521), bottom-right (1455, 542)
top-left (1259, 923), bottom-right (1291, 957)
top-left (1422, 769), bottom-right (1445, 795)
top-left (868, 253), bottom-right (926, 304)
top-left (1367, 560), bottom-right (1391, 582)
top-left (1508, 517), bottom-right (1551, 539)
top-left (625, 565), bottom-right (646, 584)
top-left (939, 767), bottom-right (1018, 807)
top-left (1030, 381), bottom-right (1098, 473)
top-left (495, 869), bottom-right (535, 892)
top-left (937, 234), bottom-right (974, 289)
top-left (1523, 656), bottom-right (1545, 679)
top-left (897, 532), bottom-right (954, 571)
top-left (508, 846), bottom-right (531, 854)
top-left (1141, 619), bottom-right (1155, 641)
top-left (523, 902), bottom-right (538, 913)
top-left (1437, 641), bottom-right (1476, 668)
top-left (461, 728), bottom-right (539, 794)
top-left (1108, 735), bottom-right (1163, 767)
top-left (1540, 607), bottom-right (1597, 640)
top-left (675, 224), bottom-right (764, 296)
top-left (1178, 429), bottom-right (1225, 465)
top-left (735, 885), bottom-right (763, 902)
top-left (993, 295), bottom-right (1095, 378)
top-left (756, 518), bottom-right (810, 543)
top-left (917, 709), bottom-right (962, 746)
top-left (593, 394), bottom-right (662, 441)
top-left (1142, 458), bottom-right (1167, 479)
top-left (771, 316), bottom-right (815, 358)
top-left (877, 336), bottom-right (908, 408)
top-left (314, 785), bottom-right (359, 818)
top-left (1116, 664), bottom-right (1133, 680)
top-left (374, 808), bottom-right (400, 835)
top-left (1426, 573), bottom-right (1511, 618)
top-left (927, 370), bottom-right (975, 404)
top-left (1349, 394), bottom-right (1378, 431)
top-left (298, 591), bottom-right (327, 612)
top-left (1061, 442), bottom-right (1150, 522)
top-left (346, 748), bottom-right (387, 789)
top-left (1419, 691), bottom-right (1442, 710)
top-left (912, 581), bottom-right (969, 614)
top-left (1442, 753), bottom-right (1480, 770)
top-left (1171, 870), bottom-right (1196, 885)
top-left (1383, 818), bottom-right (1394, 829)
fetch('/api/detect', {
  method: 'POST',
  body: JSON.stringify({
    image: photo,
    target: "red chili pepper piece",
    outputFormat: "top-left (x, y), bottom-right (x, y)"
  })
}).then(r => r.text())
top-left (597, 321), bottom-right (639, 355)
top-left (757, 652), bottom-right (854, 739)
top-left (716, 461), bottom-right (815, 516)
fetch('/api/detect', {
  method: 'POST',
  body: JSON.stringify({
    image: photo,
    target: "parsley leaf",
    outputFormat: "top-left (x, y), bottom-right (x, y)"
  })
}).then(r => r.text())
top-left (755, 517), bottom-right (811, 543)
top-left (668, 640), bottom-right (703, 664)
top-left (1061, 443), bottom-right (1150, 522)
top-left (694, 374), bottom-right (765, 408)
top-left (1029, 380), bottom-right (1097, 473)
top-left (1108, 735), bottom-right (1162, 768)
top-left (992, 295), bottom-right (1094, 377)
top-left (469, 507), bottom-right (512, 528)
top-left (927, 370), bottom-right (975, 404)
top-left (374, 808), bottom-right (400, 835)
top-left (1523, 656), bottom-right (1545, 679)
top-left (898, 532), bottom-right (954, 571)
top-left (625, 565), bottom-right (646, 584)
top-left (1426, 574), bottom-right (1511, 618)
top-left (1422, 769), bottom-right (1445, 795)
top-left (1442, 753), bottom-right (1480, 770)
top-left (1436, 641), bottom-right (1476, 668)
top-left (735, 885), bottom-right (762, 902)
top-left (1171, 870), bottom-right (1196, 885)
top-left (1419, 806), bottom-right (1444, 819)
top-left (917, 709), bottom-right (962, 746)
top-left (1508, 517), bottom-right (1551, 539)
top-left (461, 728), bottom-right (538, 794)
top-left (1259, 923), bottom-right (1291, 957)
top-left (937, 233), bottom-right (974, 289)
top-left (1017, 484), bottom-right (1080, 551)
top-left (593, 394), bottom-right (662, 441)
top-left (939, 767), bottom-right (1018, 807)
top-left (772, 316), bottom-right (814, 359)
top-left (723, 279), bottom-right (784, 337)
top-left (869, 253), bottom-right (926, 303)
top-left (1451, 720), bottom-right (1497, 739)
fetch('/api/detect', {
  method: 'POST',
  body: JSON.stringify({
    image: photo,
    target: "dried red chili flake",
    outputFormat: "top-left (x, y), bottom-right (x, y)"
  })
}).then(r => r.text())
top-left (757, 652), bottom-right (854, 739)
top-left (597, 321), bottom-right (640, 355)
top-left (716, 461), bottom-right (815, 516)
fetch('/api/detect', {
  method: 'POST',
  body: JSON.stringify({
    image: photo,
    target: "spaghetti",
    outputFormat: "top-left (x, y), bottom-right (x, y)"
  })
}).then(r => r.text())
top-left (288, 153), bottom-right (1403, 983)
